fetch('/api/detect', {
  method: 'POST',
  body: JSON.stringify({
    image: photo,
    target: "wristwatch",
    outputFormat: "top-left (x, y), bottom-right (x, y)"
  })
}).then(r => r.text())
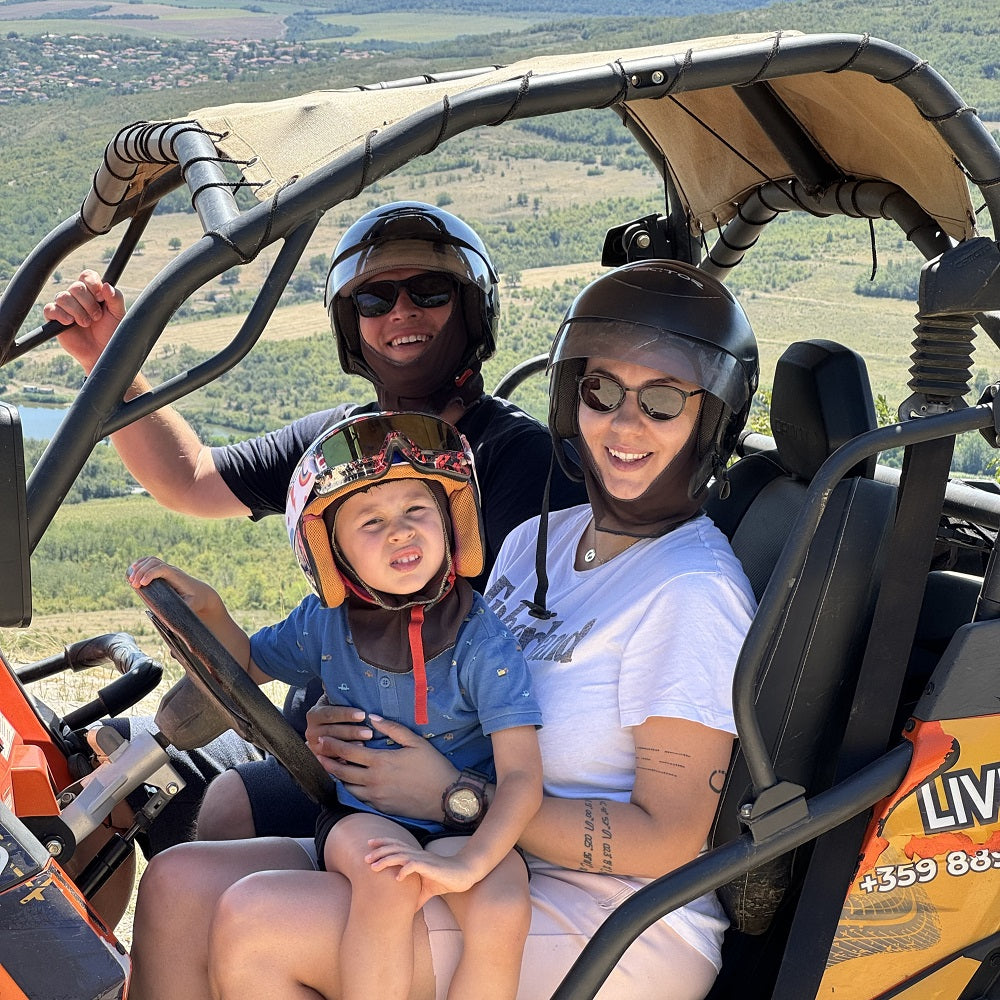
top-left (441, 768), bottom-right (490, 829)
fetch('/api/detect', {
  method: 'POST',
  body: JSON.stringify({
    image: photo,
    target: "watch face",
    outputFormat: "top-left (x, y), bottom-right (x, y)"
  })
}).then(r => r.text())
top-left (447, 787), bottom-right (481, 821)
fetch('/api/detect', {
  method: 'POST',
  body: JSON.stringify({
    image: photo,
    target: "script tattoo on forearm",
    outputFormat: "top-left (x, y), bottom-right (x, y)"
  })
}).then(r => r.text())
top-left (582, 799), bottom-right (595, 870)
top-left (635, 744), bottom-right (691, 778)
top-left (581, 800), bottom-right (615, 873)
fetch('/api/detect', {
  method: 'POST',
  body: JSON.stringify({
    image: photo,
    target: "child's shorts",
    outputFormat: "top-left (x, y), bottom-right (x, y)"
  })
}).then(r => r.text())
top-left (314, 801), bottom-right (446, 868)
top-left (314, 802), bottom-right (529, 876)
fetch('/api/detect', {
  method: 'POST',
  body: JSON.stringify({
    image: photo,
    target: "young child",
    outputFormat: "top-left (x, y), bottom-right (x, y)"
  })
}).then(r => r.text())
top-left (127, 411), bottom-right (543, 1000)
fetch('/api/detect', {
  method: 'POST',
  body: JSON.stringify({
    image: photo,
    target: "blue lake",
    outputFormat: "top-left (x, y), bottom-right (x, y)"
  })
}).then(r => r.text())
top-left (16, 405), bottom-right (68, 441)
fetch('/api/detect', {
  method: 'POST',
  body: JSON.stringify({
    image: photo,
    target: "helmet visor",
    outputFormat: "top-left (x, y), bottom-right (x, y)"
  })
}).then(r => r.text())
top-left (309, 413), bottom-right (473, 497)
top-left (550, 318), bottom-right (751, 413)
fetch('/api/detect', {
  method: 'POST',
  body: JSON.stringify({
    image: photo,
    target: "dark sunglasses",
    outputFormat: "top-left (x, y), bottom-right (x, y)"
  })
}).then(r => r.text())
top-left (352, 272), bottom-right (456, 318)
top-left (577, 373), bottom-right (705, 421)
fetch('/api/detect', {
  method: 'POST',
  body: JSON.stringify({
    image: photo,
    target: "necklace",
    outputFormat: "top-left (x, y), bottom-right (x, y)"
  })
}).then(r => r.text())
top-left (580, 521), bottom-right (638, 568)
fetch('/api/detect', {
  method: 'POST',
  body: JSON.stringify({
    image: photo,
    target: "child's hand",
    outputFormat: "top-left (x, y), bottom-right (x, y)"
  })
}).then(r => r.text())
top-left (127, 557), bottom-right (223, 618)
top-left (365, 837), bottom-right (478, 905)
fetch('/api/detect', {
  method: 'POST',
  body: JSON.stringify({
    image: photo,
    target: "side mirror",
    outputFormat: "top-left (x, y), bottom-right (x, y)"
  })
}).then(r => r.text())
top-left (0, 402), bottom-right (31, 627)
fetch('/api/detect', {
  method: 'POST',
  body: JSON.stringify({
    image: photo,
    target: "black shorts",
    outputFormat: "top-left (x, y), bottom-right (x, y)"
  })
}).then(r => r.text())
top-left (314, 803), bottom-right (530, 877)
top-left (314, 802), bottom-right (463, 869)
top-left (233, 754), bottom-right (323, 839)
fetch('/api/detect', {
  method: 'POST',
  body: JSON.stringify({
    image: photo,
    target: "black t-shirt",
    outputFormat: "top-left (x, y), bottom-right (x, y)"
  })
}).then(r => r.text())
top-left (212, 395), bottom-right (587, 731)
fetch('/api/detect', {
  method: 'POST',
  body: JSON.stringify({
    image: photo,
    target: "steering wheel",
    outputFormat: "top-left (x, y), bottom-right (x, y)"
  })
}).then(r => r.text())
top-left (135, 577), bottom-right (339, 808)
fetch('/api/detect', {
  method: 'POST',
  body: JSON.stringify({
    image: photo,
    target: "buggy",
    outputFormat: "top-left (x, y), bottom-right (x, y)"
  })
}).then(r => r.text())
top-left (1, 28), bottom-right (999, 999)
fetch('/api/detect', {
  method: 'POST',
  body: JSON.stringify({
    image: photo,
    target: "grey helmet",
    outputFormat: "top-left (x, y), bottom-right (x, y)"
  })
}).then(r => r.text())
top-left (325, 201), bottom-right (499, 386)
top-left (548, 259), bottom-right (759, 496)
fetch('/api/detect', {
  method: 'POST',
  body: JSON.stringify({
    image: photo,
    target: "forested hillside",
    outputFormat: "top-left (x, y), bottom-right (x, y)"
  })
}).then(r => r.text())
top-left (1, 0), bottom-right (998, 277)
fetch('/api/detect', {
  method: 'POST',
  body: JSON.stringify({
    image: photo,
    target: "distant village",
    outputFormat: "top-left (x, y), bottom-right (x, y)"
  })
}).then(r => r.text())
top-left (0, 33), bottom-right (373, 103)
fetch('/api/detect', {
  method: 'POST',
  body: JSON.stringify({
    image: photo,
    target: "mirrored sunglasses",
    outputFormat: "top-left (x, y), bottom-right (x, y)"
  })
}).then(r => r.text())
top-left (577, 374), bottom-right (705, 421)
top-left (352, 272), bottom-right (456, 318)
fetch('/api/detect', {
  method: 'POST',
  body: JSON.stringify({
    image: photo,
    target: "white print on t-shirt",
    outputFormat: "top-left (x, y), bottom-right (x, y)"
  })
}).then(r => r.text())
top-left (483, 575), bottom-right (596, 664)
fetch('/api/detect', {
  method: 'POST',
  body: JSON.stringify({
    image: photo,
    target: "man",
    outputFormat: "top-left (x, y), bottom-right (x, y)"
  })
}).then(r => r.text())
top-left (46, 201), bottom-right (585, 849)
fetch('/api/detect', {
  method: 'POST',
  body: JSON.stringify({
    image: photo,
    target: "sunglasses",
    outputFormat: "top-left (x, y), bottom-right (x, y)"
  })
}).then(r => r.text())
top-left (577, 374), bottom-right (705, 421)
top-left (352, 272), bottom-right (456, 318)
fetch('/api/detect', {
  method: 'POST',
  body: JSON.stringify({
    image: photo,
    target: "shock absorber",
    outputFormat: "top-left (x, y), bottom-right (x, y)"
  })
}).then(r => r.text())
top-left (899, 311), bottom-right (977, 419)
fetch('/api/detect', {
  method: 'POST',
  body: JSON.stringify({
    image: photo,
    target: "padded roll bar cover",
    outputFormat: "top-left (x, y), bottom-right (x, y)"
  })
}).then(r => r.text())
top-left (0, 401), bottom-right (31, 627)
top-left (769, 340), bottom-right (878, 481)
top-left (154, 675), bottom-right (232, 751)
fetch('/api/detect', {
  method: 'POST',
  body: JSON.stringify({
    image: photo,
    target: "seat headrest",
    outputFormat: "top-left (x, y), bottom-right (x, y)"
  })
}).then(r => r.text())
top-left (770, 340), bottom-right (877, 481)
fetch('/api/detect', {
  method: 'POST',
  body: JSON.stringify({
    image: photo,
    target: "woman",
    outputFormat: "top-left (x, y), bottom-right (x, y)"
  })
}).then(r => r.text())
top-left (129, 259), bottom-right (759, 999)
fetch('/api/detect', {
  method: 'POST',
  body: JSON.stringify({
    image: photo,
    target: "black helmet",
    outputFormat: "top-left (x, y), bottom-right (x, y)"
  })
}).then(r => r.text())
top-left (548, 259), bottom-right (759, 494)
top-left (325, 202), bottom-right (499, 384)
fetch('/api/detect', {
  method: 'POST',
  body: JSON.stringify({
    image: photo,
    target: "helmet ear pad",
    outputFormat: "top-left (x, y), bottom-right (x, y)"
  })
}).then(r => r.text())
top-left (547, 357), bottom-right (586, 481)
top-left (693, 393), bottom-right (730, 496)
top-left (332, 295), bottom-right (368, 380)
top-left (298, 465), bottom-right (484, 608)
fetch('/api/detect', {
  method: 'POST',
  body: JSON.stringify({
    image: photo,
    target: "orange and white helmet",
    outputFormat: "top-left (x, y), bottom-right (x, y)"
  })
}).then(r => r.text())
top-left (286, 411), bottom-right (484, 608)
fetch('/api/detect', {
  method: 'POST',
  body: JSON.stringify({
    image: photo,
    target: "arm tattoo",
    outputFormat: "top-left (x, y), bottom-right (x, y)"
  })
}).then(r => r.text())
top-left (581, 800), bottom-right (615, 873)
top-left (582, 799), bottom-right (595, 871)
top-left (710, 769), bottom-right (727, 794)
top-left (600, 801), bottom-right (613, 873)
top-left (635, 744), bottom-right (691, 778)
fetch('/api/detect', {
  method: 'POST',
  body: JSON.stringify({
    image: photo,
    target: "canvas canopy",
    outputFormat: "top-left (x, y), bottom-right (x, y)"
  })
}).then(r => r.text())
top-left (87, 31), bottom-right (978, 243)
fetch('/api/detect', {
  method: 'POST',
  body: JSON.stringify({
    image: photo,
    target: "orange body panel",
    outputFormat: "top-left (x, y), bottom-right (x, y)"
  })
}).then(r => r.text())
top-left (11, 743), bottom-right (59, 817)
top-left (0, 654), bottom-right (73, 791)
top-left (818, 716), bottom-right (1000, 998)
top-left (0, 964), bottom-right (29, 1000)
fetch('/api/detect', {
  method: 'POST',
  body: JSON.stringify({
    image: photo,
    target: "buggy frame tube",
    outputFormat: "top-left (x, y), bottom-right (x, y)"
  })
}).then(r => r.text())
top-left (8, 203), bottom-right (158, 362)
top-left (103, 217), bottom-right (321, 434)
top-left (24, 216), bottom-right (320, 546)
top-left (0, 217), bottom-right (96, 363)
top-left (733, 81), bottom-right (844, 191)
top-left (702, 179), bottom-right (954, 280)
top-left (82, 121), bottom-right (241, 236)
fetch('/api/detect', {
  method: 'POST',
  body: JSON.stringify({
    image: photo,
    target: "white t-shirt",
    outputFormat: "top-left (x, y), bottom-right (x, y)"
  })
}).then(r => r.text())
top-left (482, 504), bottom-right (757, 967)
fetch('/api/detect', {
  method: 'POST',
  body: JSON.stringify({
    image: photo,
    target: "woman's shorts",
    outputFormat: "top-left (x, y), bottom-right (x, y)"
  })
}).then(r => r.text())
top-left (421, 865), bottom-right (719, 1000)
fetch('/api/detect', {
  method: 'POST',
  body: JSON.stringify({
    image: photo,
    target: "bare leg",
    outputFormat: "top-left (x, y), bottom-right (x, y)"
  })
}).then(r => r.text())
top-left (209, 868), bottom-right (437, 1000)
top-left (195, 768), bottom-right (255, 840)
top-left (428, 840), bottom-right (530, 1000)
top-left (325, 814), bottom-right (423, 1000)
top-left (129, 837), bottom-right (314, 1000)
